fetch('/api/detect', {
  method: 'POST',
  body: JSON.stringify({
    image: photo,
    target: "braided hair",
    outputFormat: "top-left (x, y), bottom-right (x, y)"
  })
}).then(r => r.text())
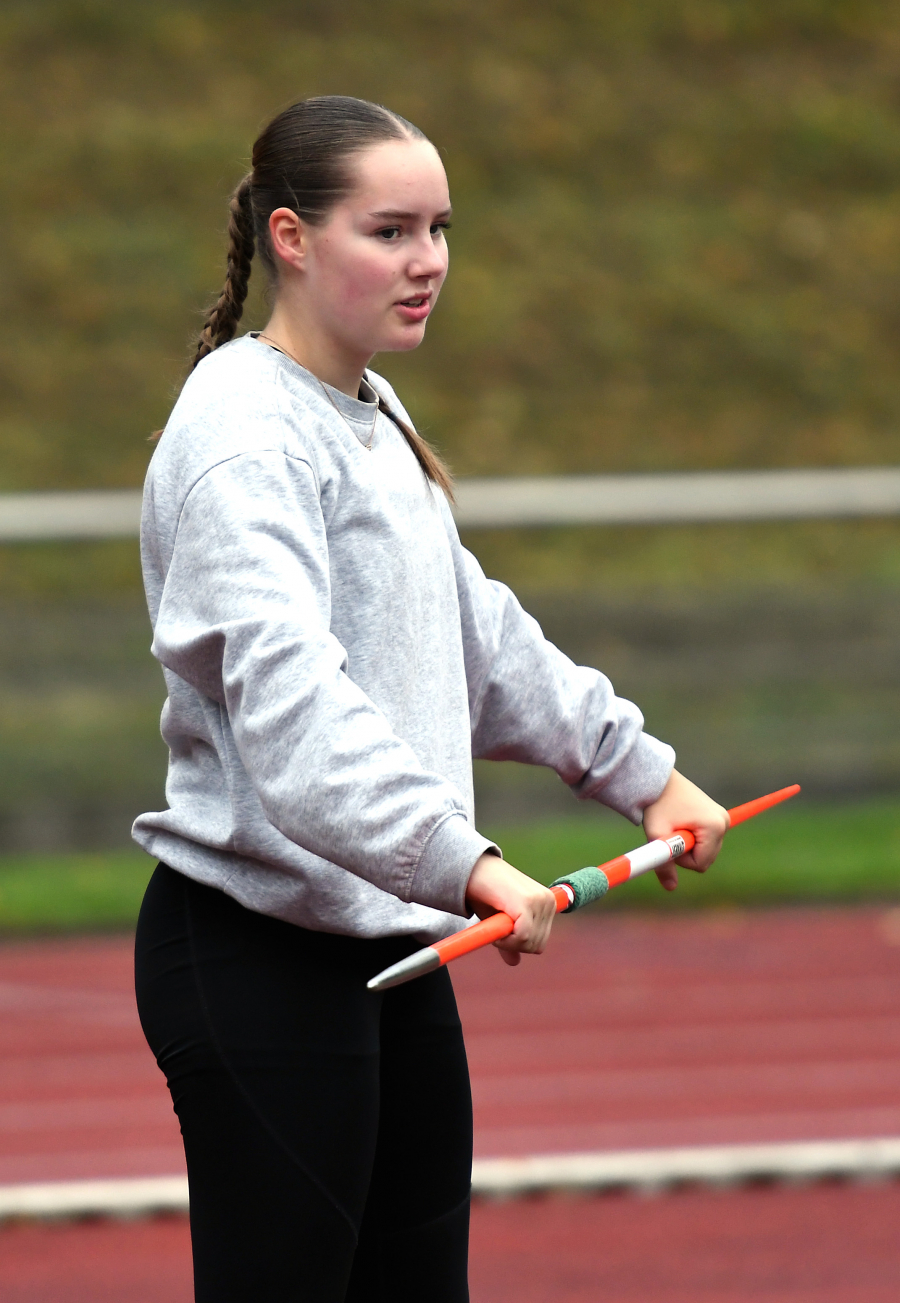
top-left (192, 176), bottom-right (255, 367)
top-left (191, 96), bottom-right (453, 496)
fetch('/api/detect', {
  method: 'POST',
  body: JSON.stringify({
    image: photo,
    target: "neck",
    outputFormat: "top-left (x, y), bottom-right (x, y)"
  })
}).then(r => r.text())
top-left (261, 300), bottom-right (371, 399)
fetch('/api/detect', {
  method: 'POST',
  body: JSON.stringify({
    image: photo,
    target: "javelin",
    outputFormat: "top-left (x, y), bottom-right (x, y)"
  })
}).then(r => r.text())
top-left (367, 783), bottom-right (800, 992)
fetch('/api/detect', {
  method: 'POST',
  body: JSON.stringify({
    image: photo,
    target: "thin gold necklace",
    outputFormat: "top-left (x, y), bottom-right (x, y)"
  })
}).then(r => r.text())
top-left (256, 333), bottom-right (379, 451)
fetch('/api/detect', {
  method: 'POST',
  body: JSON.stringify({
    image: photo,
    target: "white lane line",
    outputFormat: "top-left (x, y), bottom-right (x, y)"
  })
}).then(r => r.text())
top-left (1, 1138), bottom-right (899, 1219)
top-left (472, 1136), bottom-right (900, 1196)
top-left (0, 1175), bottom-right (189, 1220)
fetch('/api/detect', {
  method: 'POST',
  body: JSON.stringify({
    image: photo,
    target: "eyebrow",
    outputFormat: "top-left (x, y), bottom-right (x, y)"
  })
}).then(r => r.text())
top-left (369, 208), bottom-right (453, 221)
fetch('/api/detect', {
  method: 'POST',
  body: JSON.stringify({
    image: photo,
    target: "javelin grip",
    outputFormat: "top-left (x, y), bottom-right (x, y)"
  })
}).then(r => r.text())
top-left (550, 866), bottom-right (610, 912)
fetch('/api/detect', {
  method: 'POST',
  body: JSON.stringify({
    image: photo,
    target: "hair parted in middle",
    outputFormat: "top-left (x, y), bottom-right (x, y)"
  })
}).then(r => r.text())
top-left (193, 95), bottom-right (452, 495)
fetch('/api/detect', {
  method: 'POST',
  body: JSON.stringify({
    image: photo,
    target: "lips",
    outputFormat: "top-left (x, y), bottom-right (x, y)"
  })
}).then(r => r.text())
top-left (395, 294), bottom-right (432, 323)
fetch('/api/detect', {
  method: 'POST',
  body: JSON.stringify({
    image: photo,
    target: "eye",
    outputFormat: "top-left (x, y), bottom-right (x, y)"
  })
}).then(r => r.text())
top-left (376, 226), bottom-right (402, 241)
top-left (431, 221), bottom-right (452, 235)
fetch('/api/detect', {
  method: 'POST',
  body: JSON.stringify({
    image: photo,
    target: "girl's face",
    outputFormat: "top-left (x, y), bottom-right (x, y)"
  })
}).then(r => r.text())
top-left (272, 138), bottom-right (451, 364)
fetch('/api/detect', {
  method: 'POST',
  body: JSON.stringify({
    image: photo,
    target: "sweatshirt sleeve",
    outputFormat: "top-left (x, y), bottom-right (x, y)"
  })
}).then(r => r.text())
top-left (150, 450), bottom-right (494, 916)
top-left (443, 505), bottom-right (675, 824)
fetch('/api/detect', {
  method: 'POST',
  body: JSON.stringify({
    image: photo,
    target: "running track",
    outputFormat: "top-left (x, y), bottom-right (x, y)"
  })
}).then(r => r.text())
top-left (1, 905), bottom-right (900, 1299)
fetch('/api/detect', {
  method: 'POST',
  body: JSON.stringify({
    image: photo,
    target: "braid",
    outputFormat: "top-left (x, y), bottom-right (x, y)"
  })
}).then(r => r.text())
top-left (376, 396), bottom-right (454, 502)
top-left (192, 175), bottom-right (255, 370)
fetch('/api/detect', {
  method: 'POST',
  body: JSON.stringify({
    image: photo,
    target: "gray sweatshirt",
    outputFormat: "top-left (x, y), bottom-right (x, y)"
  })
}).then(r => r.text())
top-left (133, 335), bottom-right (674, 942)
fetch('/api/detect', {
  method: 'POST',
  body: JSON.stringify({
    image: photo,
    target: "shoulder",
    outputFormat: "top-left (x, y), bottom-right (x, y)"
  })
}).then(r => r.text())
top-left (149, 335), bottom-right (344, 500)
top-left (161, 335), bottom-right (318, 457)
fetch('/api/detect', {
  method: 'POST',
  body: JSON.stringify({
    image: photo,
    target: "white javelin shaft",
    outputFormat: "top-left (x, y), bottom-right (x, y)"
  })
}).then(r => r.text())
top-left (620, 834), bottom-right (690, 879)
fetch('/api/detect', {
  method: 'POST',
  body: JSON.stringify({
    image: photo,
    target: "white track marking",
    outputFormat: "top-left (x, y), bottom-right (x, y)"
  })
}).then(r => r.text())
top-left (2, 1138), bottom-right (899, 1218)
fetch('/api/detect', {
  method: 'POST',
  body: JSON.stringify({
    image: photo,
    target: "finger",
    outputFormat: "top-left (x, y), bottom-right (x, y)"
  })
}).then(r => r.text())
top-left (679, 832), bottom-right (725, 871)
top-left (498, 931), bottom-right (545, 955)
top-left (495, 930), bottom-right (531, 953)
top-left (655, 864), bottom-right (679, 891)
top-left (530, 905), bottom-right (556, 952)
top-left (526, 921), bottom-right (552, 954)
top-left (500, 915), bottom-right (550, 955)
top-left (496, 946), bottom-right (521, 966)
top-left (674, 851), bottom-right (708, 872)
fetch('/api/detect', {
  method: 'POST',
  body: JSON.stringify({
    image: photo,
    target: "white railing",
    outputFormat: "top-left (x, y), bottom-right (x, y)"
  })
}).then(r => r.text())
top-left (1, 467), bottom-right (899, 541)
top-left (453, 466), bottom-right (900, 528)
top-left (0, 490), bottom-right (144, 542)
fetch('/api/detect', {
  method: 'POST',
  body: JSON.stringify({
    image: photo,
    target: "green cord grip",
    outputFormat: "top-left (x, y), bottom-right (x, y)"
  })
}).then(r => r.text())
top-left (550, 866), bottom-right (610, 913)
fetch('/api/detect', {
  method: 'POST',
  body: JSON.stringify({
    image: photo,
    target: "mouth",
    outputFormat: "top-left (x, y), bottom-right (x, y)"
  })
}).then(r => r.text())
top-left (394, 293), bottom-right (433, 322)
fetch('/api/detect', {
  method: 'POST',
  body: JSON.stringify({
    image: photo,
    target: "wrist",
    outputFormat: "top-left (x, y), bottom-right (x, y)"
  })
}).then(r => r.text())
top-left (465, 850), bottom-right (503, 914)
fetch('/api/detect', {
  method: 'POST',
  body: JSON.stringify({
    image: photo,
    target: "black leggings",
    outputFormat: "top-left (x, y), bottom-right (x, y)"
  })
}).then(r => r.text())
top-left (134, 865), bottom-right (472, 1302)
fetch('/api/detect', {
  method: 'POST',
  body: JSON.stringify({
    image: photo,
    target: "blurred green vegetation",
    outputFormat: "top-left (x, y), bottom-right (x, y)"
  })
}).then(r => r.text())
top-left (0, 577), bottom-right (896, 851)
top-left (1, 799), bottom-right (897, 933)
top-left (0, 596), bottom-right (167, 848)
top-left (2, 0), bottom-right (900, 526)
top-left (464, 516), bottom-right (900, 597)
top-left (0, 848), bottom-right (151, 932)
top-left (1, 3), bottom-right (899, 859)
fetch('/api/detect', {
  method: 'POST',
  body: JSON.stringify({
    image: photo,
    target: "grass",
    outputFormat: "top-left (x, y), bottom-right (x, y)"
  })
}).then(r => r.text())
top-left (0, 799), bottom-right (897, 934)
top-left (0, 848), bottom-right (153, 934)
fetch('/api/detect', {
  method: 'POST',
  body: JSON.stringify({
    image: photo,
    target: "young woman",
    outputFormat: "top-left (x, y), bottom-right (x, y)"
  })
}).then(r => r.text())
top-left (133, 95), bottom-right (728, 1302)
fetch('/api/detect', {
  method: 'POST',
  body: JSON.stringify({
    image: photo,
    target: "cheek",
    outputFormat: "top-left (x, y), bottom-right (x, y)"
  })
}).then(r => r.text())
top-left (326, 244), bottom-right (396, 313)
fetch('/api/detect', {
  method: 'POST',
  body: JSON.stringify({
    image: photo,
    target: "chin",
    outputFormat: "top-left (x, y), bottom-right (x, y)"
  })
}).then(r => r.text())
top-left (378, 325), bottom-right (429, 355)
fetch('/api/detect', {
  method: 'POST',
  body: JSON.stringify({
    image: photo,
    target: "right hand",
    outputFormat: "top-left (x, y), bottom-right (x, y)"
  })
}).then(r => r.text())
top-left (465, 853), bottom-right (557, 968)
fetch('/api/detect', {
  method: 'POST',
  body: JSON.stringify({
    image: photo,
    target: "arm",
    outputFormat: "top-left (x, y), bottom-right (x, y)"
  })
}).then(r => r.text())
top-left (444, 509), bottom-right (728, 881)
top-left (445, 514), bottom-right (674, 823)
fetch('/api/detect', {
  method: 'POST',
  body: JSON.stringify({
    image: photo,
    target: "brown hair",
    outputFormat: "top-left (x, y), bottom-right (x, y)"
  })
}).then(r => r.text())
top-left (192, 95), bottom-right (453, 496)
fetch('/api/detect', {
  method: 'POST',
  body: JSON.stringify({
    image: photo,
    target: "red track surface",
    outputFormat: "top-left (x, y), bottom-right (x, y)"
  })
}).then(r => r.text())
top-left (2, 908), bottom-right (900, 1180)
top-left (1, 906), bottom-right (900, 1299)
top-left (3, 1182), bottom-right (900, 1302)
top-left (456, 905), bottom-right (900, 1156)
top-left (0, 935), bottom-right (179, 1185)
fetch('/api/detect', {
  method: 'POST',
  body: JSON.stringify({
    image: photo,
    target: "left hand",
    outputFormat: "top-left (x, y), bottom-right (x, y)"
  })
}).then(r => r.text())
top-left (642, 768), bottom-right (730, 891)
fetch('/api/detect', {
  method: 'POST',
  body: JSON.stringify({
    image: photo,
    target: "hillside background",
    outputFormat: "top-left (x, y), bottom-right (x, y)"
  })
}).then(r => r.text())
top-left (0, 0), bottom-right (898, 849)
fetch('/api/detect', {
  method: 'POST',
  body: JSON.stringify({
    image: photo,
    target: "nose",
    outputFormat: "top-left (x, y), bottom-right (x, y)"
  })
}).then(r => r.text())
top-left (407, 230), bottom-right (448, 281)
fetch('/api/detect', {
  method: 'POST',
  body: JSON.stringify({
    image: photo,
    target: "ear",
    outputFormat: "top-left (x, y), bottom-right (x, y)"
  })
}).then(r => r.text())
top-left (269, 207), bottom-right (309, 271)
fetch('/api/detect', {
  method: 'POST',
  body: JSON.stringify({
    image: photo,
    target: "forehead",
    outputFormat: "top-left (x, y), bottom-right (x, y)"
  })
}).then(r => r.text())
top-left (343, 138), bottom-right (450, 211)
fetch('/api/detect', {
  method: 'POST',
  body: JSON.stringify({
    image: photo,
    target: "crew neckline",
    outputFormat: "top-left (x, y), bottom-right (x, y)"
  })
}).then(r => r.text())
top-left (249, 332), bottom-right (378, 429)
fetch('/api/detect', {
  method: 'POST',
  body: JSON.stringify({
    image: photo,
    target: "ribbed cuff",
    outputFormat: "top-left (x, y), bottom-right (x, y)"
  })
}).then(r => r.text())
top-left (592, 732), bottom-right (675, 825)
top-left (408, 813), bottom-right (499, 917)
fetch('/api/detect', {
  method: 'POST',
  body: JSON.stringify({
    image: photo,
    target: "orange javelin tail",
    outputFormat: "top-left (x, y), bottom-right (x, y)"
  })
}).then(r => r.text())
top-left (727, 784), bottom-right (801, 829)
